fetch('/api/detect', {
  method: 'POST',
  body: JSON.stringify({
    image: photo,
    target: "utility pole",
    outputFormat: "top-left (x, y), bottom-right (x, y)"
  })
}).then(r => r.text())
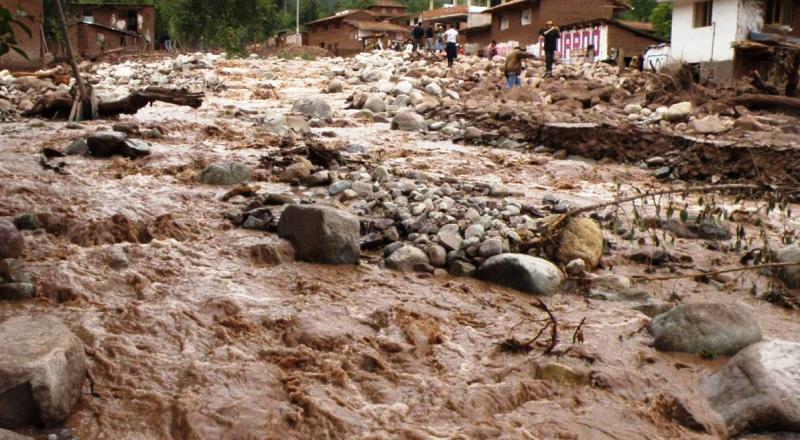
top-left (296, 0), bottom-right (300, 35)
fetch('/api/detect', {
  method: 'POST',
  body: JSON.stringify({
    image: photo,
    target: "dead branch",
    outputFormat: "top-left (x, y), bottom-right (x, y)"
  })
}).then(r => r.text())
top-left (24, 87), bottom-right (204, 119)
top-left (728, 93), bottom-right (800, 113)
top-left (750, 71), bottom-right (780, 95)
top-left (572, 317), bottom-right (587, 345)
top-left (632, 261), bottom-right (800, 282)
top-left (534, 300), bottom-right (559, 355)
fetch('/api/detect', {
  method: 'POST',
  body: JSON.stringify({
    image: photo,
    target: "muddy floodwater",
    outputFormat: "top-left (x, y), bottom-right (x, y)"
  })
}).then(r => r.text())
top-left (2, 54), bottom-right (800, 439)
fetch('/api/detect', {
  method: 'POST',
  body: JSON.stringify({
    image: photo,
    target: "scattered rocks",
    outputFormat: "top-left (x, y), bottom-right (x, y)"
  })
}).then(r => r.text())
top-left (197, 162), bottom-right (252, 185)
top-left (703, 340), bottom-right (800, 436)
top-left (0, 221), bottom-right (23, 260)
top-left (648, 302), bottom-right (761, 356)
top-left (0, 315), bottom-right (86, 428)
top-left (277, 204), bottom-right (360, 265)
top-left (477, 254), bottom-right (564, 295)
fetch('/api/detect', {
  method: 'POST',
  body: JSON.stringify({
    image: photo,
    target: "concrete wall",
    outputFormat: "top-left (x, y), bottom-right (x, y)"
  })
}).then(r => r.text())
top-left (308, 19), bottom-right (367, 55)
top-left (0, 0), bottom-right (44, 70)
top-left (670, 0), bottom-right (739, 63)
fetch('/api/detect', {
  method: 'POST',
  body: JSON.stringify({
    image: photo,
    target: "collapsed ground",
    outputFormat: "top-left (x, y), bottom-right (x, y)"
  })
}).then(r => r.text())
top-left (1, 51), bottom-right (800, 439)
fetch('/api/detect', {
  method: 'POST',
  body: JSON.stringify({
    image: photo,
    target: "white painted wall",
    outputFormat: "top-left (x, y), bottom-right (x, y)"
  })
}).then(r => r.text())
top-left (669, 0), bottom-right (740, 63)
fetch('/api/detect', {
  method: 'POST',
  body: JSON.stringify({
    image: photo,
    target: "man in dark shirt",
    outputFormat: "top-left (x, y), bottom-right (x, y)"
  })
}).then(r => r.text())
top-left (539, 20), bottom-right (560, 77)
top-left (425, 25), bottom-right (434, 52)
top-left (412, 23), bottom-right (425, 52)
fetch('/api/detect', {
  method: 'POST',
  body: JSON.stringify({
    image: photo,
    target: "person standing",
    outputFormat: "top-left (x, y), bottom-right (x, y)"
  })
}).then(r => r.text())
top-left (425, 25), bottom-right (434, 52)
top-left (539, 20), bottom-right (560, 77)
top-left (503, 46), bottom-right (534, 88)
top-left (444, 23), bottom-right (458, 68)
top-left (434, 25), bottom-right (444, 53)
top-left (488, 40), bottom-right (498, 60)
top-left (412, 23), bottom-right (425, 52)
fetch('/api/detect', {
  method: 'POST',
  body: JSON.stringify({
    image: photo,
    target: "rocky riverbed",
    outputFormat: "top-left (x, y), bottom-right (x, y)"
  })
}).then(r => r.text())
top-left (2, 50), bottom-right (800, 439)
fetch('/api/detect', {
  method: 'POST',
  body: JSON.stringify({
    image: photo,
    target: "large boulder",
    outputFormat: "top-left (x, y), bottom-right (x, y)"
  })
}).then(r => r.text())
top-left (391, 111), bottom-right (427, 132)
top-left (385, 245), bottom-right (428, 272)
top-left (277, 204), bottom-right (360, 265)
top-left (773, 244), bottom-right (800, 289)
top-left (555, 217), bottom-right (603, 269)
top-left (0, 316), bottom-right (86, 428)
top-left (87, 132), bottom-right (150, 159)
top-left (477, 254), bottom-right (564, 295)
top-left (197, 162), bottom-right (251, 185)
top-left (291, 98), bottom-right (332, 119)
top-left (703, 340), bottom-right (800, 436)
top-left (0, 221), bottom-right (23, 260)
top-left (648, 302), bottom-right (761, 356)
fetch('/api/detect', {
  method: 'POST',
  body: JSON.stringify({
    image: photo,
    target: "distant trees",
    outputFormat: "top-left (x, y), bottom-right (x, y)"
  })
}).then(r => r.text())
top-left (649, 3), bottom-right (672, 39)
top-left (0, 6), bottom-right (31, 59)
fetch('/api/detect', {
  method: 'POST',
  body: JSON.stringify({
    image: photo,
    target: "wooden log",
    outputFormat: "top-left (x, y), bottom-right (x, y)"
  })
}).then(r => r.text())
top-left (729, 93), bottom-right (800, 113)
top-left (24, 87), bottom-right (205, 119)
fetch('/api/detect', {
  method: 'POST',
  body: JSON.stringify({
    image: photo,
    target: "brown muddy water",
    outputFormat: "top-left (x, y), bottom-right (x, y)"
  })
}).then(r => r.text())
top-left (2, 56), bottom-right (800, 439)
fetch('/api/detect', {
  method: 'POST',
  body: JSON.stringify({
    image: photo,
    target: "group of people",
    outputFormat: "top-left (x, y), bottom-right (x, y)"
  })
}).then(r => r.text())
top-left (495, 19), bottom-right (560, 88)
top-left (410, 22), bottom-right (460, 67)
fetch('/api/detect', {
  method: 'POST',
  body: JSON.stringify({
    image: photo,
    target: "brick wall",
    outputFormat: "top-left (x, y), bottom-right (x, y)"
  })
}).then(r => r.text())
top-left (307, 10), bottom-right (374, 54)
top-left (77, 5), bottom-right (156, 49)
top-left (489, 3), bottom-right (542, 46)
top-left (607, 25), bottom-right (659, 58)
top-left (0, 0), bottom-right (44, 70)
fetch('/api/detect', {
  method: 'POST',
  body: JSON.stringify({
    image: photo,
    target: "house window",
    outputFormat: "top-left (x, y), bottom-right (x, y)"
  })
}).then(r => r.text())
top-left (693, 1), bottom-right (713, 28)
top-left (521, 8), bottom-right (531, 26)
top-left (320, 42), bottom-right (325, 48)
top-left (766, 0), bottom-right (793, 25)
top-left (500, 14), bottom-right (509, 30)
top-left (126, 10), bottom-right (137, 32)
top-left (83, 13), bottom-right (94, 23)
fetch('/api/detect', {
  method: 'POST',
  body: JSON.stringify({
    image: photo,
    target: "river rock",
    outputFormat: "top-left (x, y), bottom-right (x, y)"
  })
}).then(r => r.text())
top-left (197, 162), bottom-right (252, 185)
top-left (277, 204), bottom-right (360, 265)
top-left (291, 98), bottom-right (332, 119)
top-left (648, 302), bottom-right (761, 356)
top-left (462, 126), bottom-right (483, 141)
top-left (424, 82), bottom-right (442, 96)
top-left (555, 217), bottom-right (603, 269)
top-left (385, 245), bottom-right (429, 272)
top-left (0, 221), bottom-right (23, 260)
top-left (665, 101), bottom-right (692, 121)
top-left (0, 315), bottom-right (86, 428)
top-left (436, 224), bottom-right (462, 251)
top-left (773, 243), bottom-right (800, 289)
top-left (326, 80), bottom-right (343, 93)
top-left (391, 111), bottom-right (427, 131)
top-left (477, 254), bottom-right (564, 295)
top-left (392, 81), bottom-right (413, 96)
top-left (86, 131), bottom-right (127, 157)
top-left (426, 243), bottom-right (447, 267)
top-left (703, 340), bottom-right (800, 436)
top-left (449, 260), bottom-right (476, 277)
top-left (64, 139), bottom-right (88, 156)
top-left (363, 94), bottom-right (387, 113)
top-left (690, 115), bottom-right (727, 134)
top-left (279, 158), bottom-right (314, 183)
top-left (478, 237), bottom-right (503, 258)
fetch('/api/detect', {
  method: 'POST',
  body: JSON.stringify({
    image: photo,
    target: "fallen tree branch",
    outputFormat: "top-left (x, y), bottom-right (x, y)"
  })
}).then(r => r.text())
top-left (632, 261), bottom-right (800, 282)
top-left (24, 87), bottom-right (205, 119)
top-left (534, 300), bottom-right (559, 355)
top-left (750, 71), bottom-right (780, 95)
top-left (728, 93), bottom-right (800, 113)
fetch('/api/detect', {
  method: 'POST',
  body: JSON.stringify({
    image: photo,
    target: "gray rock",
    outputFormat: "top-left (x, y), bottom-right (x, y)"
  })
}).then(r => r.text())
top-left (371, 166), bottom-right (390, 184)
top-left (437, 224), bottom-right (462, 251)
top-left (64, 139), bottom-right (88, 156)
top-left (385, 245), bottom-right (429, 272)
top-left (654, 167), bottom-right (671, 180)
top-left (86, 131), bottom-right (127, 157)
top-left (350, 181), bottom-right (374, 198)
top-left (645, 156), bottom-right (666, 167)
top-left (328, 180), bottom-right (351, 196)
top-left (121, 139), bottom-right (151, 158)
top-left (665, 101), bottom-right (692, 121)
top-left (363, 95), bottom-right (387, 113)
top-left (478, 237), bottom-right (503, 258)
top-left (565, 258), bottom-right (586, 275)
top-left (303, 170), bottom-right (332, 187)
top-left (391, 111), bottom-right (427, 131)
top-left (449, 260), bottom-right (476, 277)
top-left (279, 158), bottom-right (314, 183)
top-left (197, 162), bottom-right (251, 185)
top-left (277, 204), bottom-right (360, 265)
top-left (326, 80), bottom-right (343, 93)
top-left (463, 126), bottom-right (484, 141)
top-left (424, 82), bottom-right (442, 96)
top-left (464, 224), bottom-right (485, 239)
top-left (392, 81), bottom-right (413, 96)
top-left (648, 302), bottom-right (761, 356)
top-left (703, 340), bottom-right (800, 436)
top-left (773, 244), bottom-right (800, 289)
top-left (426, 243), bottom-right (447, 267)
top-left (0, 315), bottom-right (86, 428)
top-left (0, 428), bottom-right (33, 439)
top-left (477, 254), bottom-right (564, 295)
top-left (0, 283), bottom-right (34, 300)
top-left (291, 98), bottom-right (332, 119)
top-left (0, 221), bottom-right (23, 260)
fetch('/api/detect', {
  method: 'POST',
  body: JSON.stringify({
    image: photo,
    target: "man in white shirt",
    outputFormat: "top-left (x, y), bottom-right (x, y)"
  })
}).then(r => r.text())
top-left (444, 24), bottom-right (458, 67)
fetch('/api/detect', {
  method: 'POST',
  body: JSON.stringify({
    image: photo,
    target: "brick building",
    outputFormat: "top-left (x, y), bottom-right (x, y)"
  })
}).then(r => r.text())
top-left (554, 18), bottom-right (666, 64)
top-left (483, 0), bottom-right (629, 48)
top-left (69, 2), bottom-right (156, 55)
top-left (366, 0), bottom-right (408, 20)
top-left (307, 9), bottom-right (410, 55)
top-left (0, 0), bottom-right (45, 70)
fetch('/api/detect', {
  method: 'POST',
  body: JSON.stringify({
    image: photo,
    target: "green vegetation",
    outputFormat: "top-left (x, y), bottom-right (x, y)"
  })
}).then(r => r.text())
top-left (620, 0), bottom-right (657, 22)
top-left (649, 3), bottom-right (672, 39)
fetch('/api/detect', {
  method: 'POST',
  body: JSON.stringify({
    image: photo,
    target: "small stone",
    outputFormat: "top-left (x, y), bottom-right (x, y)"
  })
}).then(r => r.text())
top-left (477, 254), bottom-right (564, 295)
top-left (0, 221), bottom-right (24, 260)
top-left (489, 183), bottom-right (509, 197)
top-left (197, 162), bottom-right (252, 185)
top-left (385, 245), bottom-right (429, 272)
top-left (665, 101), bottom-right (692, 121)
top-left (645, 156), bottom-right (666, 167)
top-left (426, 244), bottom-right (447, 268)
top-left (462, 126), bottom-right (483, 141)
top-left (350, 181), bottom-right (374, 198)
top-left (654, 167), bottom-right (671, 180)
top-left (436, 224), bottom-right (462, 251)
top-left (449, 260), bottom-right (476, 277)
top-left (773, 243), bottom-right (800, 289)
top-left (279, 158), bottom-right (314, 183)
top-left (565, 259), bottom-right (586, 276)
top-left (64, 138), bottom-right (88, 156)
top-left (464, 224), bottom-right (484, 239)
top-left (326, 80), bottom-right (343, 93)
top-left (291, 98), bottom-right (332, 119)
top-left (538, 362), bottom-right (588, 385)
top-left (478, 237), bottom-right (503, 258)
top-left (371, 166), bottom-right (390, 183)
top-left (391, 111), bottom-right (427, 132)
top-left (328, 180), bottom-right (351, 196)
top-left (87, 131), bottom-right (127, 157)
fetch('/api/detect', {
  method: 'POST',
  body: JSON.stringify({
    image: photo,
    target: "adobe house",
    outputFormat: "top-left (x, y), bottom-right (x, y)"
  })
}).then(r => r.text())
top-left (661, 0), bottom-right (800, 81)
top-left (307, 10), bottom-right (409, 56)
top-left (483, 0), bottom-right (629, 49)
top-left (554, 18), bottom-right (667, 64)
top-left (69, 2), bottom-right (156, 54)
top-left (0, 0), bottom-right (46, 70)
